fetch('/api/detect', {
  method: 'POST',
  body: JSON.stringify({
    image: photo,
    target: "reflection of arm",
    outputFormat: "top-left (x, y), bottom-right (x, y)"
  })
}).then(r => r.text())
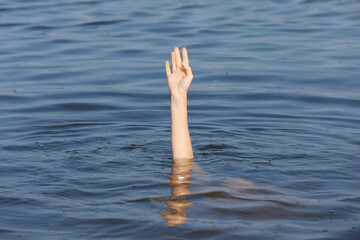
top-left (169, 159), bottom-right (194, 197)
top-left (161, 158), bottom-right (194, 227)
top-left (166, 47), bottom-right (194, 160)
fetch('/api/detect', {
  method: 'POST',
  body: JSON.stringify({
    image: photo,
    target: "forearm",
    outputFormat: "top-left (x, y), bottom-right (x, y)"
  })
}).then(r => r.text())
top-left (171, 94), bottom-right (193, 159)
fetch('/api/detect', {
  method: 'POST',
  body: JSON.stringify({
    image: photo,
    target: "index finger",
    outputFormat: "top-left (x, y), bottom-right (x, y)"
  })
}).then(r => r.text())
top-left (182, 47), bottom-right (189, 66)
top-left (165, 61), bottom-right (171, 77)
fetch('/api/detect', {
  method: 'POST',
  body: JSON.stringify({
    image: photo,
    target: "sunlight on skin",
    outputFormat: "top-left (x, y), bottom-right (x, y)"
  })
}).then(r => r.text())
top-left (161, 46), bottom-right (195, 226)
top-left (166, 47), bottom-right (194, 160)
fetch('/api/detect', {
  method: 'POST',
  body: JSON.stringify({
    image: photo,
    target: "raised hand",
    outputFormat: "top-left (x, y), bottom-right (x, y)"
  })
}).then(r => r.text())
top-left (165, 47), bottom-right (194, 160)
top-left (165, 47), bottom-right (193, 97)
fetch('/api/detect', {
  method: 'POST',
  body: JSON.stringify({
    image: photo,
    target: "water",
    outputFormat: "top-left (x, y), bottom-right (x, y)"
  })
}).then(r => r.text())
top-left (1, 0), bottom-right (360, 239)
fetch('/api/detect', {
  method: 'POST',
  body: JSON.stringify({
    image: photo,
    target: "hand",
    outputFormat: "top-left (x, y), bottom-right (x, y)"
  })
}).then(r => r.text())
top-left (165, 47), bottom-right (193, 97)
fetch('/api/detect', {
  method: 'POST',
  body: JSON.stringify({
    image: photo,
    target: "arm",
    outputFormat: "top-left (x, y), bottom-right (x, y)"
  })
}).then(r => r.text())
top-left (165, 47), bottom-right (194, 159)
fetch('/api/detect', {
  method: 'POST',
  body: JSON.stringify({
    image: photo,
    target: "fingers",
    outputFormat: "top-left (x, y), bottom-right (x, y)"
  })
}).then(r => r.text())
top-left (170, 47), bottom-right (190, 73)
top-left (181, 62), bottom-right (193, 77)
top-left (171, 52), bottom-right (176, 72)
top-left (165, 61), bottom-right (171, 77)
top-left (182, 47), bottom-right (189, 66)
top-left (174, 47), bottom-right (182, 70)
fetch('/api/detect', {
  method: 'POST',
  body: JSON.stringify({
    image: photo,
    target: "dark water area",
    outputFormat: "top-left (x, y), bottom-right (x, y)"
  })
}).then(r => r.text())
top-left (1, 0), bottom-right (360, 239)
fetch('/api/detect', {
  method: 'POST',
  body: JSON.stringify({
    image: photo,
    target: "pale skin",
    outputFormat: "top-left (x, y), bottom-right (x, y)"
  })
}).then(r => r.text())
top-left (162, 46), bottom-right (194, 226)
top-left (165, 47), bottom-right (194, 160)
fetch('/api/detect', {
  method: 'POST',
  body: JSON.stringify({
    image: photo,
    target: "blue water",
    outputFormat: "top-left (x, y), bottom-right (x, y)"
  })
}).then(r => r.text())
top-left (1, 0), bottom-right (360, 239)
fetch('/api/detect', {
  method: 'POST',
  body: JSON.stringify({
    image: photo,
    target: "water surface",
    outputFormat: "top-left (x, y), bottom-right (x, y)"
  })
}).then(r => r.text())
top-left (1, 0), bottom-right (360, 239)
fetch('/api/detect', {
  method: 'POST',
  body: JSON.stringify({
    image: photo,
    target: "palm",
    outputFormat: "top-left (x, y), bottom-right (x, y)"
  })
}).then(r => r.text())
top-left (165, 47), bottom-right (193, 97)
top-left (168, 68), bottom-right (192, 95)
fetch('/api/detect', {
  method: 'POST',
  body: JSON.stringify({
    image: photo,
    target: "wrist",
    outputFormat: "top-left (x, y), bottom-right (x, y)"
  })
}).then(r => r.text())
top-left (171, 92), bottom-right (188, 102)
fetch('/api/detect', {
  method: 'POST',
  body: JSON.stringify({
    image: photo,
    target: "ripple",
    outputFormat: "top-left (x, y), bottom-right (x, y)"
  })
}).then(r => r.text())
top-left (77, 19), bottom-right (128, 27)
top-left (0, 22), bottom-right (25, 27)
top-left (199, 144), bottom-right (228, 151)
top-left (0, 196), bottom-right (42, 206)
top-left (129, 11), bottom-right (155, 17)
top-left (175, 4), bottom-right (204, 10)
top-left (27, 25), bottom-right (55, 31)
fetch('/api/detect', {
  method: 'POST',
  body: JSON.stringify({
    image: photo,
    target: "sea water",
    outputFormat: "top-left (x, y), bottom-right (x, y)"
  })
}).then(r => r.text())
top-left (0, 0), bottom-right (359, 239)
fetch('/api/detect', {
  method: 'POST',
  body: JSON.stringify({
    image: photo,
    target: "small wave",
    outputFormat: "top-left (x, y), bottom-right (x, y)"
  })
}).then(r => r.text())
top-left (0, 7), bottom-right (12, 12)
top-left (54, 188), bottom-right (103, 199)
top-left (0, 22), bottom-right (25, 27)
top-left (2, 144), bottom-right (40, 152)
top-left (77, 19), bottom-right (128, 27)
top-left (199, 144), bottom-right (228, 151)
top-left (175, 4), bottom-right (204, 10)
top-left (27, 25), bottom-right (55, 31)
top-left (0, 196), bottom-right (42, 206)
top-left (12, 102), bottom-right (119, 113)
top-left (129, 11), bottom-right (155, 17)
